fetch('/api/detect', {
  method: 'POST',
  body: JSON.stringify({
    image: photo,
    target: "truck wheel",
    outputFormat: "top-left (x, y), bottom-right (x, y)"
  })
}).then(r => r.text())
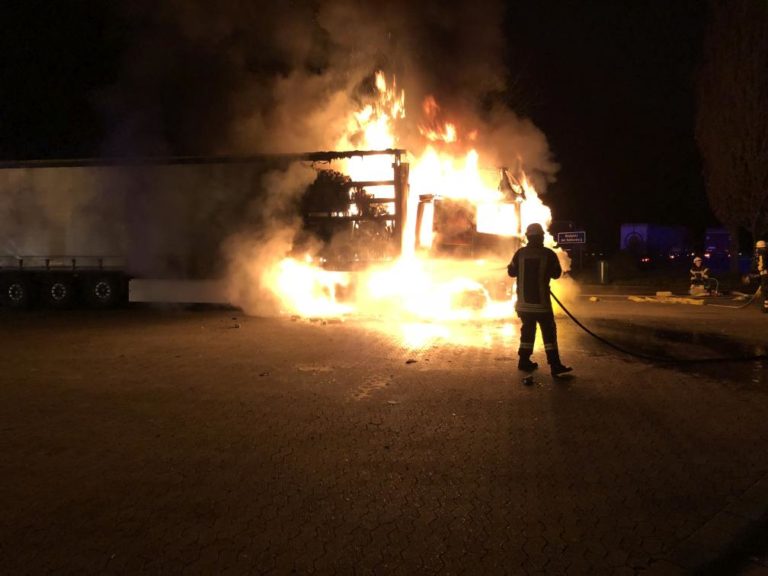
top-left (42, 277), bottom-right (75, 308)
top-left (1, 277), bottom-right (32, 309)
top-left (85, 276), bottom-right (120, 308)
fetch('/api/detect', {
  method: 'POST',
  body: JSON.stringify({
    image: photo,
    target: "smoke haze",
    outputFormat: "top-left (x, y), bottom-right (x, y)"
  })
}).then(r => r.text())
top-left (104, 0), bottom-right (557, 184)
top-left (223, 162), bottom-right (317, 315)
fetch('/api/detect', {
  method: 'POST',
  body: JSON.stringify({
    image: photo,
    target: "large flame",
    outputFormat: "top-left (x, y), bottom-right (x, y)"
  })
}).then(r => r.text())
top-left (271, 257), bottom-right (353, 318)
top-left (262, 71), bottom-right (565, 337)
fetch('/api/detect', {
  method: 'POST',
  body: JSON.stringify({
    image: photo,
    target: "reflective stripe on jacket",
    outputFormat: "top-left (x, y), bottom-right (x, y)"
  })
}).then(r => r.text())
top-left (507, 245), bottom-right (562, 313)
top-left (690, 265), bottom-right (709, 283)
top-left (753, 250), bottom-right (768, 276)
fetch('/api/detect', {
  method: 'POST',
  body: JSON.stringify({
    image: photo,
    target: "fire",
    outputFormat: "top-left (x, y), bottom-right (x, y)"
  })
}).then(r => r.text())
top-left (361, 257), bottom-right (511, 322)
top-left (340, 71), bottom-right (404, 184)
top-left (419, 96), bottom-right (458, 143)
top-left (268, 257), bottom-right (353, 318)
top-left (264, 71), bottom-right (564, 338)
top-left (410, 149), bottom-right (499, 204)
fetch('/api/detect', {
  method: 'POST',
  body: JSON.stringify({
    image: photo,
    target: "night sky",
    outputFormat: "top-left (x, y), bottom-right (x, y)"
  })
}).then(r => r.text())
top-left (505, 2), bottom-right (709, 246)
top-left (1, 1), bottom-right (712, 248)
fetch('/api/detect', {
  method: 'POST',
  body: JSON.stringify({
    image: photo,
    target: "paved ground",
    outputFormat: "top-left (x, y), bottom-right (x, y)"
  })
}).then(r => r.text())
top-left (1, 296), bottom-right (767, 575)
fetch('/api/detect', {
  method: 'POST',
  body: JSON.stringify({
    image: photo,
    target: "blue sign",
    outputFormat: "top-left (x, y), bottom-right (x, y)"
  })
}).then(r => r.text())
top-left (557, 231), bottom-right (586, 245)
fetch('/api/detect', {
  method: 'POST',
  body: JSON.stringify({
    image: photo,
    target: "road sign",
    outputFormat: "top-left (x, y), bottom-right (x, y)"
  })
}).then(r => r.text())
top-left (556, 231), bottom-right (586, 244)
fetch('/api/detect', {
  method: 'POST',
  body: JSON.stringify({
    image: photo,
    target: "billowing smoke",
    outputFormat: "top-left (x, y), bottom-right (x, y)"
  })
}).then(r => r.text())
top-left (103, 0), bottom-right (557, 185)
top-left (223, 162), bottom-right (318, 315)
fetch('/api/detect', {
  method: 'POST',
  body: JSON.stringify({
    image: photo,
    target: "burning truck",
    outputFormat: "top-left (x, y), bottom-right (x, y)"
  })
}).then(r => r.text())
top-left (0, 149), bottom-right (540, 307)
top-left (0, 72), bottom-right (563, 321)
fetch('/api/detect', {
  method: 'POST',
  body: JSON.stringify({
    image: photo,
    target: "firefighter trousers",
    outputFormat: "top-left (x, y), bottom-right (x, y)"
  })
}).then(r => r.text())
top-left (517, 311), bottom-right (562, 365)
top-left (762, 277), bottom-right (768, 313)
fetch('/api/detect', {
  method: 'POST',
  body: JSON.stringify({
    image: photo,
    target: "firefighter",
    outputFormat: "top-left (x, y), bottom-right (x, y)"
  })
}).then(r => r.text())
top-left (753, 240), bottom-right (768, 313)
top-left (507, 223), bottom-right (572, 377)
top-left (689, 256), bottom-right (715, 295)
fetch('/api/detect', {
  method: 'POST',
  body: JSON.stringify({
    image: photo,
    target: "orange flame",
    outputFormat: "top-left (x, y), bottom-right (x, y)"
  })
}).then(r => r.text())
top-left (418, 96), bottom-right (458, 143)
top-left (266, 71), bottom-right (563, 335)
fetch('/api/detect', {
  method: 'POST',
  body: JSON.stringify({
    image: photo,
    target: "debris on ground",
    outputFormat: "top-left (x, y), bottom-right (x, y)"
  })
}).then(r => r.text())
top-left (628, 295), bottom-right (704, 306)
top-left (405, 359), bottom-right (418, 364)
top-left (589, 296), bottom-right (600, 302)
top-left (522, 375), bottom-right (535, 386)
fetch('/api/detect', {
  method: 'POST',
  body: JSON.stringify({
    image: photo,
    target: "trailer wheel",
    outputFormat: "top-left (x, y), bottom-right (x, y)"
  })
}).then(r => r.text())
top-left (1, 277), bottom-right (32, 309)
top-left (85, 276), bottom-right (121, 308)
top-left (42, 277), bottom-right (75, 308)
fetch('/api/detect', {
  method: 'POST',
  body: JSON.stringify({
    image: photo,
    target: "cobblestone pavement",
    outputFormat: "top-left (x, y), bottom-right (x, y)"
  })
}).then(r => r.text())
top-left (1, 304), bottom-right (767, 575)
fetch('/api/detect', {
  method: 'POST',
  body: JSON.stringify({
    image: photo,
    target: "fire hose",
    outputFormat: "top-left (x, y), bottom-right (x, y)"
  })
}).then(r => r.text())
top-left (549, 289), bottom-right (767, 365)
top-left (708, 285), bottom-right (762, 309)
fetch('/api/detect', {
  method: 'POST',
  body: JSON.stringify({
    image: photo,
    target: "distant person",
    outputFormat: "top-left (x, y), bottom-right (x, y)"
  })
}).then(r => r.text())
top-left (751, 240), bottom-right (768, 313)
top-left (507, 223), bottom-right (572, 377)
top-left (689, 256), bottom-right (717, 295)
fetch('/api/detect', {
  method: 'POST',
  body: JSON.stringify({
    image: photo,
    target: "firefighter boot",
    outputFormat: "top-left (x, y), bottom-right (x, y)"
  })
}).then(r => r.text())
top-left (518, 354), bottom-right (539, 372)
top-left (546, 350), bottom-right (573, 377)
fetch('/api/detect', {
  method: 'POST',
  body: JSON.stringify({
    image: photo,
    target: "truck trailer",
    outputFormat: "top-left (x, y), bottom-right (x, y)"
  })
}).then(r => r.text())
top-left (0, 149), bottom-right (521, 310)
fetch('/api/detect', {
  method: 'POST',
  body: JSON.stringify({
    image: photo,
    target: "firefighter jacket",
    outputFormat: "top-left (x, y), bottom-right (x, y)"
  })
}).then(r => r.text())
top-left (690, 264), bottom-right (710, 285)
top-left (507, 242), bottom-right (562, 313)
top-left (753, 248), bottom-right (768, 277)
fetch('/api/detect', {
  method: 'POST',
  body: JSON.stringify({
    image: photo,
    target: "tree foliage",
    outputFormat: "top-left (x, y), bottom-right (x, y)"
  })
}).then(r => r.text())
top-left (696, 0), bottom-right (768, 249)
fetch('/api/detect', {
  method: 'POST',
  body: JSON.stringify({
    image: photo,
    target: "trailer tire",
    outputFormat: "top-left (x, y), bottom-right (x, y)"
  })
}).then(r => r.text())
top-left (85, 276), bottom-right (121, 308)
top-left (42, 277), bottom-right (75, 308)
top-left (1, 277), bottom-right (33, 309)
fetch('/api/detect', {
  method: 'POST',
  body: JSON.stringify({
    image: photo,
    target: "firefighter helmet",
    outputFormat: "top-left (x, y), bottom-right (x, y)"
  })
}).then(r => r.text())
top-left (756, 240), bottom-right (767, 249)
top-left (525, 223), bottom-right (544, 237)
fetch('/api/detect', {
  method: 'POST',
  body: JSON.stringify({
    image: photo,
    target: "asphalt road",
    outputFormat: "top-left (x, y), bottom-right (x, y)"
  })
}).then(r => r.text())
top-left (1, 299), bottom-right (767, 575)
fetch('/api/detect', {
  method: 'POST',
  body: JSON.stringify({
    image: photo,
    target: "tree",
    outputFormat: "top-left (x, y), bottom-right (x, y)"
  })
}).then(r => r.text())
top-left (696, 0), bottom-right (768, 269)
